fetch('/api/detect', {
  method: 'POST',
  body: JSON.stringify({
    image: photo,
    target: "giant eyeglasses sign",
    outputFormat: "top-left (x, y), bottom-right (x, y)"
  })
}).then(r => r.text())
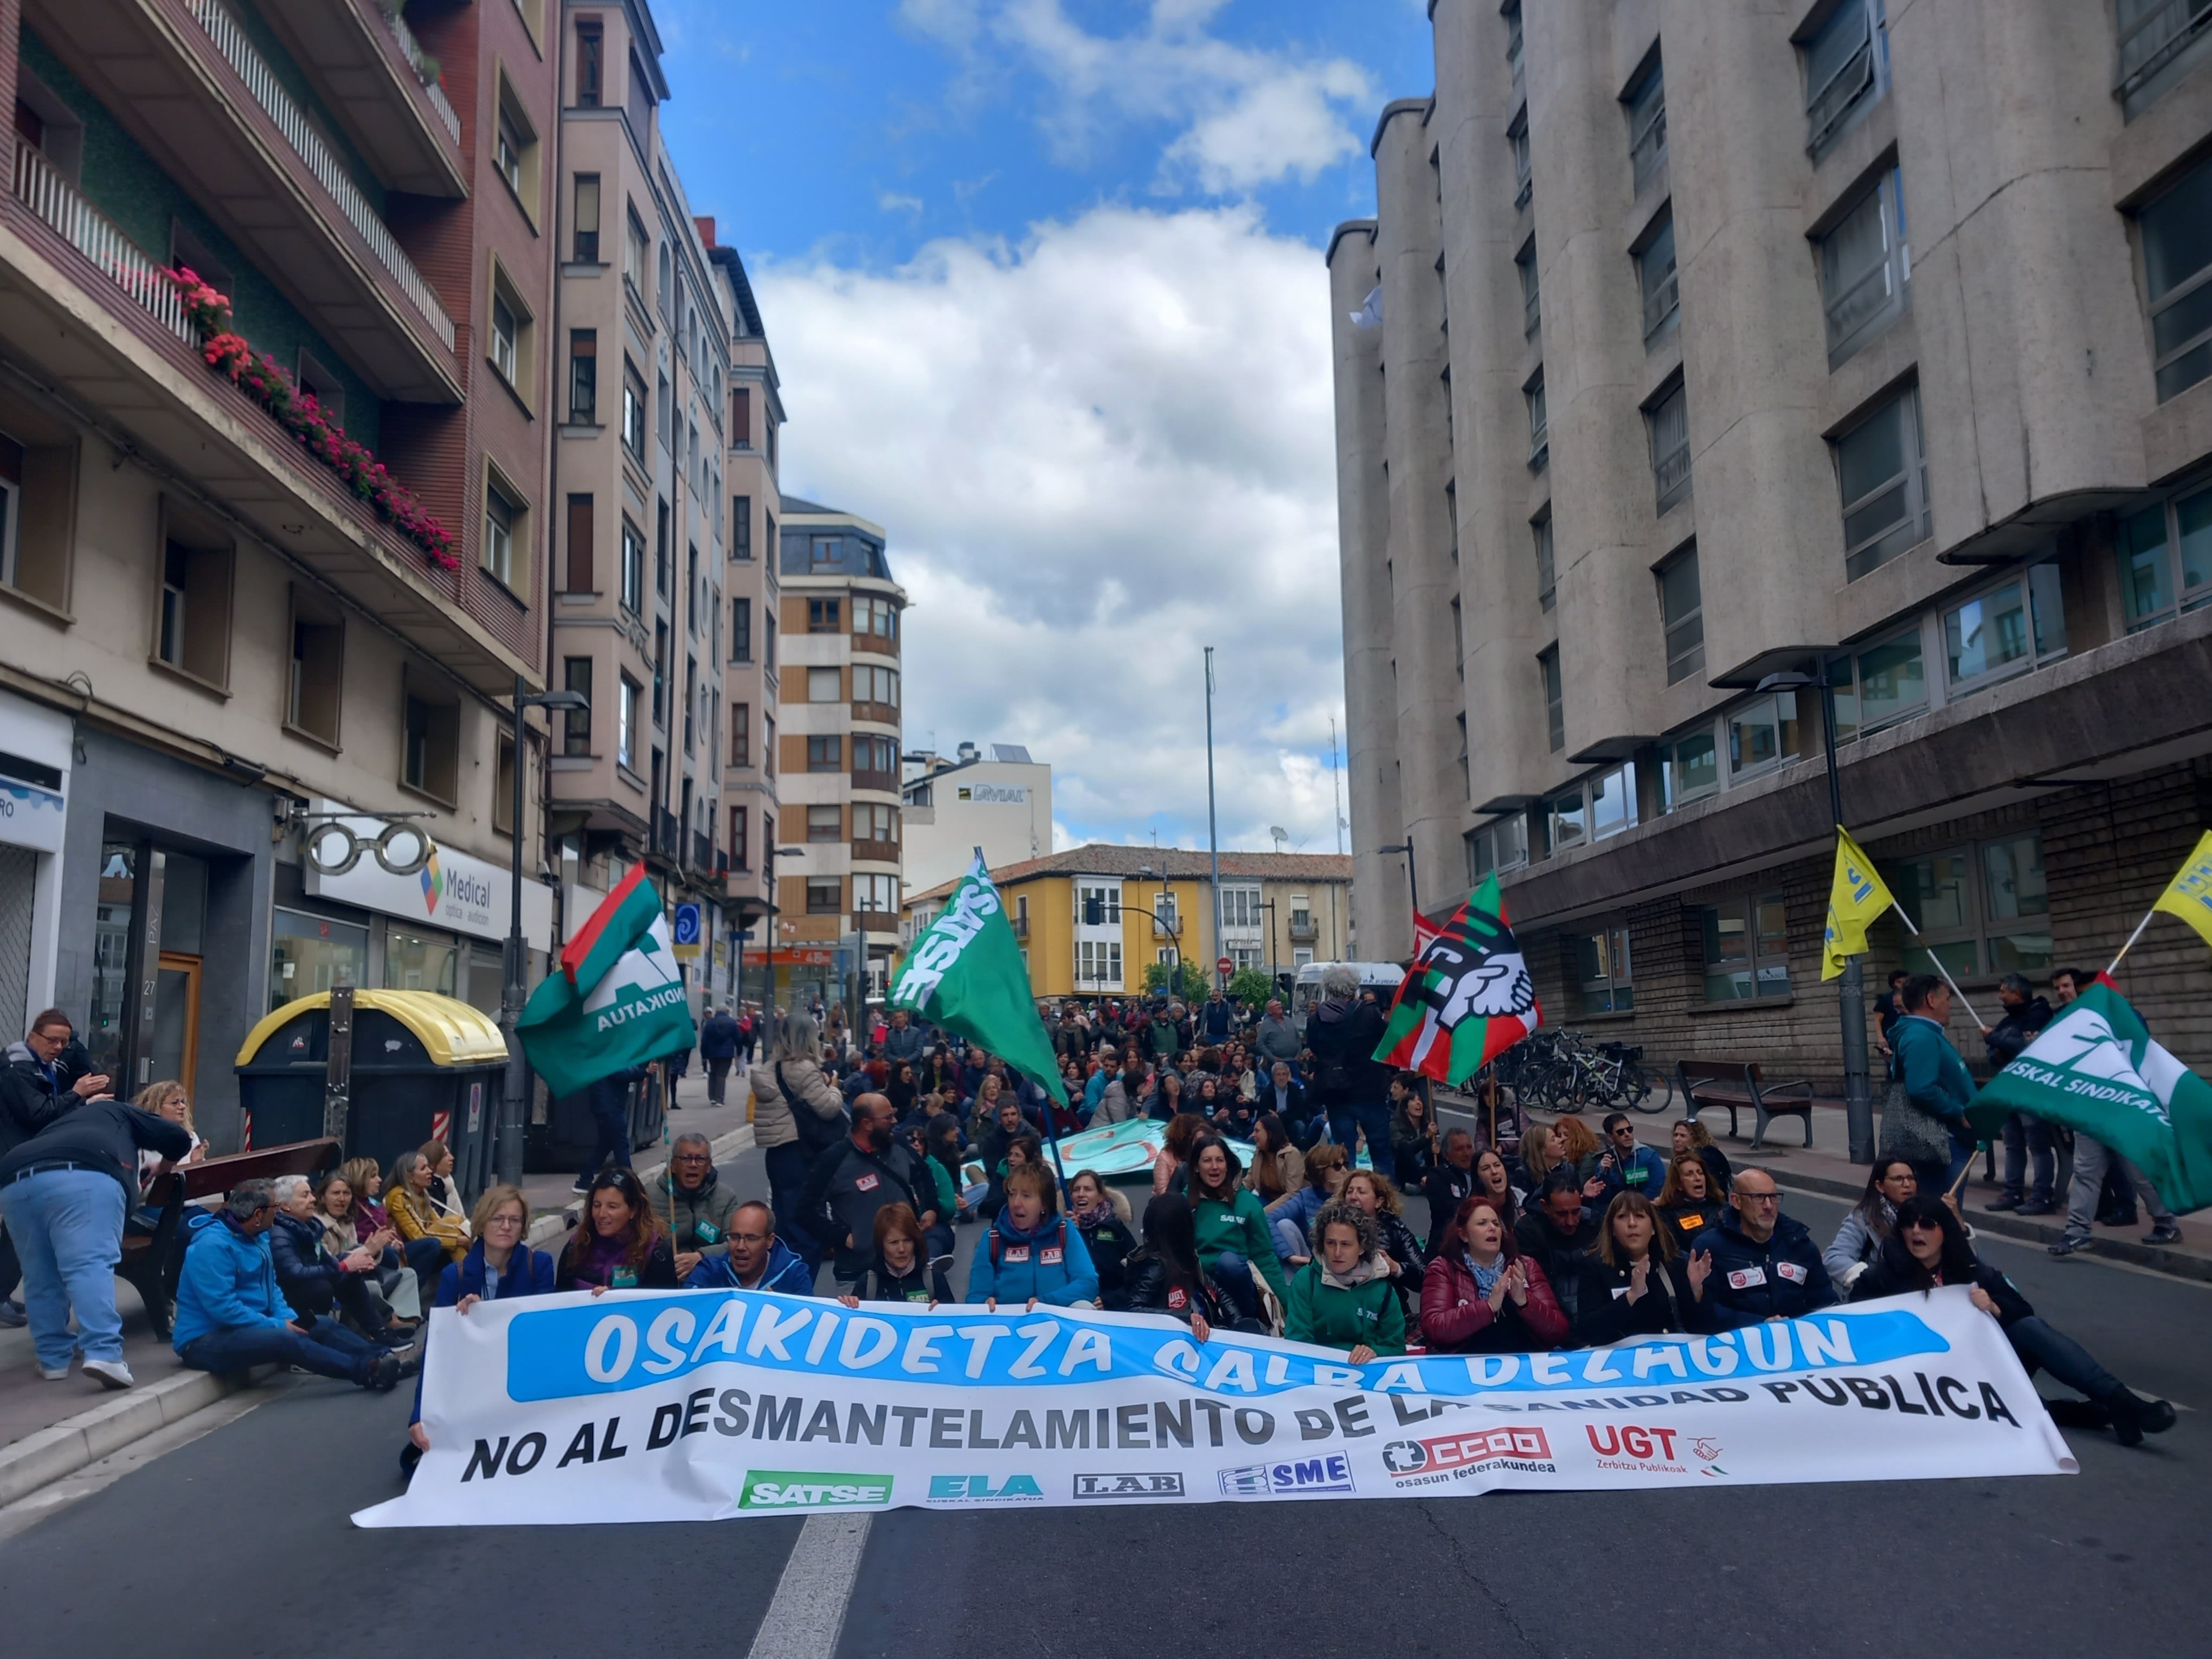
top-left (303, 818), bottom-right (435, 878)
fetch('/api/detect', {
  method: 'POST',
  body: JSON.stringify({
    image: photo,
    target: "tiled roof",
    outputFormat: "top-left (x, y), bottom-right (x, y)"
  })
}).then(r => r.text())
top-left (907, 843), bottom-right (1353, 906)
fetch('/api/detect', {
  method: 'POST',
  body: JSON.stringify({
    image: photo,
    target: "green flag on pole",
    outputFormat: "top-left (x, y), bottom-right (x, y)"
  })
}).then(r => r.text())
top-left (518, 889), bottom-right (696, 1101)
top-left (1965, 980), bottom-right (2212, 1216)
top-left (891, 857), bottom-right (1066, 1107)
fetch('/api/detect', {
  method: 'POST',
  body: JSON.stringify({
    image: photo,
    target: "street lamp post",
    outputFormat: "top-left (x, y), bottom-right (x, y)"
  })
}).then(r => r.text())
top-left (1757, 664), bottom-right (1874, 1165)
top-left (499, 677), bottom-right (590, 1186)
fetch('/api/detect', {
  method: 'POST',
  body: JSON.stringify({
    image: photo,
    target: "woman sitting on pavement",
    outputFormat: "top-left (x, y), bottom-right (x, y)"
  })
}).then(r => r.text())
top-left (1187, 1134), bottom-right (1291, 1327)
top-left (1514, 1121), bottom-right (1570, 1195)
top-left (268, 1173), bottom-right (404, 1345)
top-left (1339, 1167), bottom-right (1426, 1304)
top-left (1147, 1068), bottom-right (1187, 1124)
top-left (1420, 1196), bottom-right (1570, 1353)
top-left (385, 1146), bottom-right (471, 1265)
top-left (312, 1172), bottom-right (413, 1328)
top-left (1243, 1113), bottom-right (1304, 1208)
top-left (1655, 1152), bottom-right (1729, 1251)
top-left (1671, 1118), bottom-right (1732, 1197)
top-left (839, 1201), bottom-right (952, 1306)
top-left (1284, 1199), bottom-right (1405, 1363)
top-left (1473, 1146), bottom-right (1521, 1233)
top-left (1389, 1075), bottom-right (1439, 1190)
top-left (339, 1155), bottom-right (442, 1311)
top-left (1124, 1193), bottom-right (1255, 1337)
top-left (966, 1163), bottom-right (1098, 1311)
top-left (1153, 1111), bottom-right (1208, 1197)
top-left (1557, 1115), bottom-right (1607, 1186)
top-left (1851, 1194), bottom-right (2175, 1446)
top-left (1203, 1073), bottom-right (1258, 1140)
top-left (558, 1167), bottom-right (679, 1293)
top-left (1578, 1191), bottom-right (1699, 1345)
top-left (1066, 1169), bottom-right (1136, 1309)
top-left (1265, 1140), bottom-right (1347, 1268)
top-left (1823, 1157), bottom-right (1919, 1292)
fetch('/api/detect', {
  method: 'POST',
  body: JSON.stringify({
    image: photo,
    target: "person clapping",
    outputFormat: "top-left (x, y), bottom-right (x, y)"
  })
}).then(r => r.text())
top-left (1420, 1196), bottom-right (1569, 1354)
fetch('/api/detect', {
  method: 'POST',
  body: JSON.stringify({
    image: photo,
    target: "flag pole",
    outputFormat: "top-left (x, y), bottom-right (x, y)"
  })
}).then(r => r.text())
top-left (1887, 901), bottom-right (1985, 1025)
top-left (2103, 907), bottom-right (2158, 980)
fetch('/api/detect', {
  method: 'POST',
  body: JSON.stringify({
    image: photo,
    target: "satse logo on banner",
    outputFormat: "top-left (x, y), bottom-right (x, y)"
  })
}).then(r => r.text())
top-left (738, 1471), bottom-right (892, 1509)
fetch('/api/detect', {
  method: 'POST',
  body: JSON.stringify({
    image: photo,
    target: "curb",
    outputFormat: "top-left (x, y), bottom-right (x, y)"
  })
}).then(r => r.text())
top-left (526, 1123), bottom-right (757, 1249)
top-left (0, 1362), bottom-right (278, 1510)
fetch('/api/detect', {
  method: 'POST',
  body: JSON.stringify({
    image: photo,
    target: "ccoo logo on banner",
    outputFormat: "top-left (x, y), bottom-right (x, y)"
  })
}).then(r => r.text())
top-left (355, 1289), bottom-right (2076, 1528)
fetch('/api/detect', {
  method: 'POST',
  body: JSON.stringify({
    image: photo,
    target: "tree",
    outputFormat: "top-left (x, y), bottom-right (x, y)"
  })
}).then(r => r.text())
top-left (1226, 966), bottom-right (1274, 1009)
top-left (1141, 959), bottom-right (1208, 1001)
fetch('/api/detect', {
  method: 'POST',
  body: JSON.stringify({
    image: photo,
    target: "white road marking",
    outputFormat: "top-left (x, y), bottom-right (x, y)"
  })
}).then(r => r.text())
top-left (743, 1512), bottom-right (873, 1659)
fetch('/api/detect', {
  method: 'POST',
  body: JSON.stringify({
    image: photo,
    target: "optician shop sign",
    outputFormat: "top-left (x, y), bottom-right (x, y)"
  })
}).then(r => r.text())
top-left (303, 800), bottom-right (551, 948)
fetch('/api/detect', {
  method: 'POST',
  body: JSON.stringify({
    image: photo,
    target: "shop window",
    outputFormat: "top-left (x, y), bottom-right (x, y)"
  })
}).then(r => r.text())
top-left (385, 927), bottom-right (457, 995)
top-left (285, 591), bottom-right (343, 747)
top-left (152, 509), bottom-right (234, 690)
top-left (1576, 922), bottom-right (1632, 1014)
top-left (270, 909), bottom-right (367, 1011)
top-left (1702, 892), bottom-right (1791, 1002)
top-left (401, 682), bottom-right (459, 802)
top-left (1882, 832), bottom-right (2050, 980)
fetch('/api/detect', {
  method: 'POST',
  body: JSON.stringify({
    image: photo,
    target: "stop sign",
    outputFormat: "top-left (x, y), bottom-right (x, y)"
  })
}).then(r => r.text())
top-left (1217, 957), bottom-right (1233, 976)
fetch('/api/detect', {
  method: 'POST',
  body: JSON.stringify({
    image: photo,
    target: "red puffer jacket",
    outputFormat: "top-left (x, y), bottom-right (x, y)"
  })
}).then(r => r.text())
top-left (1419, 1250), bottom-right (1570, 1353)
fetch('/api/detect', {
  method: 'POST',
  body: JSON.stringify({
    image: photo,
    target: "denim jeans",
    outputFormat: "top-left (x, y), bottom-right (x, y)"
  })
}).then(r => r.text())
top-left (1211, 1250), bottom-right (1260, 1319)
top-left (2008, 1315), bottom-right (2119, 1401)
top-left (2000, 1112), bottom-right (2055, 1204)
top-left (763, 1142), bottom-right (821, 1268)
top-left (1271, 1218), bottom-right (1308, 1264)
top-left (580, 1099), bottom-right (633, 1185)
top-left (1327, 1100), bottom-right (1393, 1173)
top-left (179, 1319), bottom-right (382, 1385)
top-left (0, 1168), bottom-right (127, 1371)
top-left (2062, 1133), bottom-right (2171, 1240)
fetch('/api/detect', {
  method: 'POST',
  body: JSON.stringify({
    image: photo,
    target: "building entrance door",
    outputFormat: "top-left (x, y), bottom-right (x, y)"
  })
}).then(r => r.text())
top-left (149, 949), bottom-right (202, 1095)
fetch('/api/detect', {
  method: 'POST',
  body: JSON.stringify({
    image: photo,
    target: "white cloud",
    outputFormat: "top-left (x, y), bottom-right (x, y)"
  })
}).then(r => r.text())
top-left (755, 203), bottom-right (1347, 853)
top-left (877, 190), bottom-right (926, 215)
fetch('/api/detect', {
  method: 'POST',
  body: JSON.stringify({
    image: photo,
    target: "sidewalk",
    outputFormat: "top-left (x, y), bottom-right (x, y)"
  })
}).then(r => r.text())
top-left (518, 1066), bottom-right (758, 1246)
top-left (1438, 1091), bottom-right (2212, 1284)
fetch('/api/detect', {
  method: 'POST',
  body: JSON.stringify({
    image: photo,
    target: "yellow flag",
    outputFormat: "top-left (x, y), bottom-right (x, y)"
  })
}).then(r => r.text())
top-left (1823, 827), bottom-right (1896, 981)
top-left (2152, 829), bottom-right (2212, 953)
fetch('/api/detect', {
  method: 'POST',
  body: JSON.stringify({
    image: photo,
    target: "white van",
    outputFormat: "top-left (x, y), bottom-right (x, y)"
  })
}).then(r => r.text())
top-left (1290, 960), bottom-right (1407, 1020)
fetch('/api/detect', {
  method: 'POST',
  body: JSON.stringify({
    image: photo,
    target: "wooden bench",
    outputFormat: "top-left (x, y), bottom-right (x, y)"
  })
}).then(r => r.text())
top-left (1673, 1060), bottom-right (1815, 1152)
top-left (126, 1137), bottom-right (343, 1341)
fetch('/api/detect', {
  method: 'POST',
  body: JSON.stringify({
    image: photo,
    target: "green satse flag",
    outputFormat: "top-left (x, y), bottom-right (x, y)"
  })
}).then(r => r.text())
top-left (1965, 980), bottom-right (2212, 1216)
top-left (518, 909), bottom-right (697, 1100)
top-left (891, 859), bottom-right (1067, 1107)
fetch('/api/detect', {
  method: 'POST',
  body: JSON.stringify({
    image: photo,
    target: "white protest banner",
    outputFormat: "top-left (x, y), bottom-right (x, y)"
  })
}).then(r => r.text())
top-left (355, 1287), bottom-right (2074, 1527)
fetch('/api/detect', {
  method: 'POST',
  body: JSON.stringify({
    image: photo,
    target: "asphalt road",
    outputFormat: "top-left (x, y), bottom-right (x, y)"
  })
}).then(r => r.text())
top-left (3, 1145), bottom-right (2205, 1659)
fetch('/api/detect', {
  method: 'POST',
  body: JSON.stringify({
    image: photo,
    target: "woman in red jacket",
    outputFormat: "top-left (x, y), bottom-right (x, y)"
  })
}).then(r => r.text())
top-left (1420, 1195), bottom-right (1569, 1353)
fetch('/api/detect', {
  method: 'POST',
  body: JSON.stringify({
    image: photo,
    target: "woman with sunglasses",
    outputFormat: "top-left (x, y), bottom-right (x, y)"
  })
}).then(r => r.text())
top-left (1823, 1156), bottom-right (1919, 1293)
top-left (1852, 1193), bottom-right (2175, 1446)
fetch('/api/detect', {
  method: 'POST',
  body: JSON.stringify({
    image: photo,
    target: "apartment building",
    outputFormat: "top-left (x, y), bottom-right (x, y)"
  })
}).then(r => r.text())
top-left (901, 847), bottom-right (1355, 1002)
top-left (0, 0), bottom-right (558, 1144)
top-left (544, 0), bottom-right (739, 1018)
top-left (901, 740), bottom-right (1052, 896)
top-left (772, 498), bottom-right (905, 1012)
top-left (1330, 0), bottom-right (2212, 1083)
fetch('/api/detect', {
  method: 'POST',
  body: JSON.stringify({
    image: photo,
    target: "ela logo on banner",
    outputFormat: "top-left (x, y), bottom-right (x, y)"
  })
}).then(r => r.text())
top-left (927, 1474), bottom-right (1044, 1503)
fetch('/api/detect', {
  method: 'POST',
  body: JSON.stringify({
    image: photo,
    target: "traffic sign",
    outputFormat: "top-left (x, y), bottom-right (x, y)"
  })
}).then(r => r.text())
top-left (1216, 956), bottom-right (1233, 976)
top-left (672, 901), bottom-right (703, 960)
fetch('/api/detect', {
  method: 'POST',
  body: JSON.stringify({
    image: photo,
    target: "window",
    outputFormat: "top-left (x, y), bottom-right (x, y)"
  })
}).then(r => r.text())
top-left (401, 686), bottom-right (458, 800)
top-left (1517, 240), bottom-right (1540, 337)
top-left (655, 501), bottom-right (670, 597)
top-left (626, 49), bottom-right (654, 146)
top-left (858, 665), bottom-right (899, 707)
top-left (615, 676), bottom-right (641, 771)
top-left (1526, 371), bottom-right (1548, 470)
top-left (1627, 57), bottom-right (1666, 194)
top-left (1657, 543), bottom-right (1703, 683)
top-left (1944, 565), bottom-right (2065, 694)
top-left (575, 19), bottom-right (602, 105)
top-left (763, 722), bottom-right (775, 778)
top-left (1590, 762), bottom-right (1638, 840)
top-left (1465, 816), bottom-right (1528, 883)
top-left (686, 545), bottom-right (700, 634)
top-left (732, 387), bottom-right (751, 448)
top-left (1576, 923), bottom-right (1633, 1014)
top-left (807, 666), bottom-right (841, 703)
top-left (492, 737), bottom-right (516, 837)
top-left (854, 734), bottom-right (897, 775)
top-left (1884, 833), bottom-right (2050, 979)
top-left (858, 803), bottom-right (897, 844)
top-left (1638, 210), bottom-right (1678, 342)
top-left (807, 735), bottom-right (842, 773)
top-left (490, 289), bottom-right (519, 384)
top-left (655, 372), bottom-right (670, 448)
top-left (806, 877), bottom-right (842, 916)
top-left (806, 805), bottom-right (842, 842)
top-left (856, 874), bottom-right (898, 914)
top-left (1835, 384), bottom-right (1929, 580)
top-left (572, 173), bottom-right (600, 261)
top-left (1540, 646), bottom-right (1563, 751)
top-left (854, 596), bottom-right (897, 639)
top-left (619, 518), bottom-right (645, 615)
top-left (1702, 893), bottom-right (1791, 1001)
top-left (483, 475), bottom-right (521, 590)
top-left (621, 359), bottom-right (647, 459)
top-left (295, 349), bottom-right (345, 432)
top-left (1657, 726), bottom-right (1718, 809)
top-left (1821, 168), bottom-right (1909, 368)
top-left (1221, 886), bottom-right (1261, 928)
top-left (651, 622), bottom-right (666, 726)
top-left (1827, 624), bottom-right (1927, 741)
top-left (560, 657), bottom-right (591, 755)
top-left (1544, 786), bottom-right (1586, 855)
top-left (2117, 484), bottom-right (2212, 629)
top-left (624, 211), bottom-right (650, 299)
top-left (1508, 107), bottom-right (1532, 208)
top-left (496, 107), bottom-right (525, 196)
top-left (1077, 940), bottom-right (1124, 986)
top-left (1533, 512), bottom-right (1555, 611)
top-left (808, 597), bottom-right (840, 633)
top-left (1505, 1), bottom-right (1523, 98)
top-left (1648, 378), bottom-right (1690, 513)
top-left (1803, 0), bottom-right (1888, 159)
top-left (285, 596), bottom-right (342, 746)
top-left (2140, 155), bottom-right (2212, 402)
top-left (1078, 884), bottom-right (1123, 925)
top-left (1728, 690), bottom-right (1802, 779)
top-left (729, 703), bottom-right (749, 767)
top-left (151, 522), bottom-right (233, 689)
top-left (732, 494), bottom-right (751, 560)
top-left (764, 613), bottom-right (777, 676)
top-left (731, 596), bottom-right (751, 662)
top-left (2118, 0), bottom-right (2212, 118)
top-left (682, 654), bottom-right (696, 750)
top-left (567, 330), bottom-right (596, 422)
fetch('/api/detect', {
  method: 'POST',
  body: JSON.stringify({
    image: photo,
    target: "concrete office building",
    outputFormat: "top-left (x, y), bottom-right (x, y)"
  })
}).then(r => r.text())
top-left (901, 741), bottom-right (1052, 897)
top-left (1330, 0), bottom-right (2212, 1082)
top-left (0, 0), bottom-right (560, 1144)
top-left (775, 497), bottom-right (906, 1012)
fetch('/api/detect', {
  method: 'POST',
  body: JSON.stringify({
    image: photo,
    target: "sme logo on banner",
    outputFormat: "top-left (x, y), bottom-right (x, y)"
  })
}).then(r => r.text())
top-left (737, 1471), bottom-right (893, 1509)
top-left (1382, 1426), bottom-right (1555, 1484)
top-left (1218, 1453), bottom-right (1355, 1497)
top-left (1072, 1471), bottom-right (1185, 1500)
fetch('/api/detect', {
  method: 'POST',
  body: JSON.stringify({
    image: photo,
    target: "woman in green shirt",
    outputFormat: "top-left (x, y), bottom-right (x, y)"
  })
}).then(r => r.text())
top-left (1187, 1135), bottom-right (1289, 1326)
top-left (1284, 1200), bottom-right (1405, 1362)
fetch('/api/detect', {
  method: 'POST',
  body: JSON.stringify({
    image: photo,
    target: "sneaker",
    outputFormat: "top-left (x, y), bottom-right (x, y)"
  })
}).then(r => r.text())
top-left (366, 1351), bottom-right (402, 1391)
top-left (2017, 1200), bottom-right (2058, 1216)
top-left (1984, 1195), bottom-right (2023, 1213)
top-left (37, 1364), bottom-right (70, 1381)
top-left (2144, 1221), bottom-right (2182, 1246)
top-left (82, 1358), bottom-right (134, 1390)
top-left (0, 1298), bottom-right (26, 1328)
top-left (392, 1348), bottom-right (422, 1380)
top-left (571, 1174), bottom-right (594, 1193)
top-left (2047, 1234), bottom-right (2093, 1257)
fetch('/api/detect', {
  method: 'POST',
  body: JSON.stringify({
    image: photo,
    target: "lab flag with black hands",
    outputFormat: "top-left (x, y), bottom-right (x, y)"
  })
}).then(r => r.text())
top-left (1966, 981), bottom-right (2212, 1216)
top-left (1374, 873), bottom-right (1541, 1086)
top-left (517, 880), bottom-right (696, 1100)
top-left (2151, 829), bottom-right (2212, 955)
top-left (1822, 827), bottom-right (1898, 981)
top-left (891, 857), bottom-right (1068, 1107)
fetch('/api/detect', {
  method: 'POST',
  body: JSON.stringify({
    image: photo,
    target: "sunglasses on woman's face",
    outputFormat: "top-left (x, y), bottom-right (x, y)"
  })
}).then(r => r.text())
top-left (1900, 1218), bottom-right (1943, 1233)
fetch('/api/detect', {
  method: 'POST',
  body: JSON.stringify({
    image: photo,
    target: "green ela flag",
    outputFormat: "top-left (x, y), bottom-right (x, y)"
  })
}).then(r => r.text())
top-left (891, 858), bottom-right (1067, 1107)
top-left (1966, 980), bottom-right (2212, 1216)
top-left (517, 878), bottom-right (696, 1100)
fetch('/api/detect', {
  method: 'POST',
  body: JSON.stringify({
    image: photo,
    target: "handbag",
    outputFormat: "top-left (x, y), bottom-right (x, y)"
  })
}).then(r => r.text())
top-left (1877, 1050), bottom-right (1951, 1168)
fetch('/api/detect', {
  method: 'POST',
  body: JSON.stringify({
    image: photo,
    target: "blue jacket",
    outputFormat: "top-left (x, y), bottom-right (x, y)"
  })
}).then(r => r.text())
top-left (684, 1239), bottom-right (814, 1295)
top-left (173, 1210), bottom-right (290, 1352)
top-left (1893, 1014), bottom-right (1973, 1128)
top-left (1265, 1182), bottom-right (1331, 1250)
top-left (1688, 1209), bottom-right (1837, 1330)
top-left (1082, 1069), bottom-right (1108, 1120)
top-left (1596, 1143), bottom-right (1670, 1203)
top-left (964, 1212), bottom-right (1099, 1306)
top-left (436, 1237), bottom-right (558, 1306)
top-left (698, 1013), bottom-right (742, 1062)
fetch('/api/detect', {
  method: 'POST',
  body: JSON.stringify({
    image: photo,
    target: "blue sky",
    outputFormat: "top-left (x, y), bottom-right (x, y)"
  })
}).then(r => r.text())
top-left (652, 1), bottom-right (1436, 855)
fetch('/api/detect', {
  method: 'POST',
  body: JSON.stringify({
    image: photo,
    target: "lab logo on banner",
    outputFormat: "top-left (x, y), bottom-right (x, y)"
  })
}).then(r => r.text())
top-left (737, 1471), bottom-right (893, 1509)
top-left (1218, 1454), bottom-right (1355, 1497)
top-left (927, 1474), bottom-right (1044, 1504)
top-left (1072, 1471), bottom-right (1185, 1500)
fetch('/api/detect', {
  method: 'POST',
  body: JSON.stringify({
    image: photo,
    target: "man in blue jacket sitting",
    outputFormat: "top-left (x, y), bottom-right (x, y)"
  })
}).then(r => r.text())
top-left (1687, 1168), bottom-right (1837, 1329)
top-left (174, 1178), bottom-right (404, 1390)
top-left (1594, 1113), bottom-right (1669, 1201)
top-left (684, 1200), bottom-right (815, 1294)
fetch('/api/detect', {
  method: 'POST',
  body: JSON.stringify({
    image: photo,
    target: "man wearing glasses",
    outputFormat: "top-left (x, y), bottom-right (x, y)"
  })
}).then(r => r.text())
top-left (1686, 1168), bottom-right (1836, 1328)
top-left (654, 1131), bottom-right (744, 1281)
